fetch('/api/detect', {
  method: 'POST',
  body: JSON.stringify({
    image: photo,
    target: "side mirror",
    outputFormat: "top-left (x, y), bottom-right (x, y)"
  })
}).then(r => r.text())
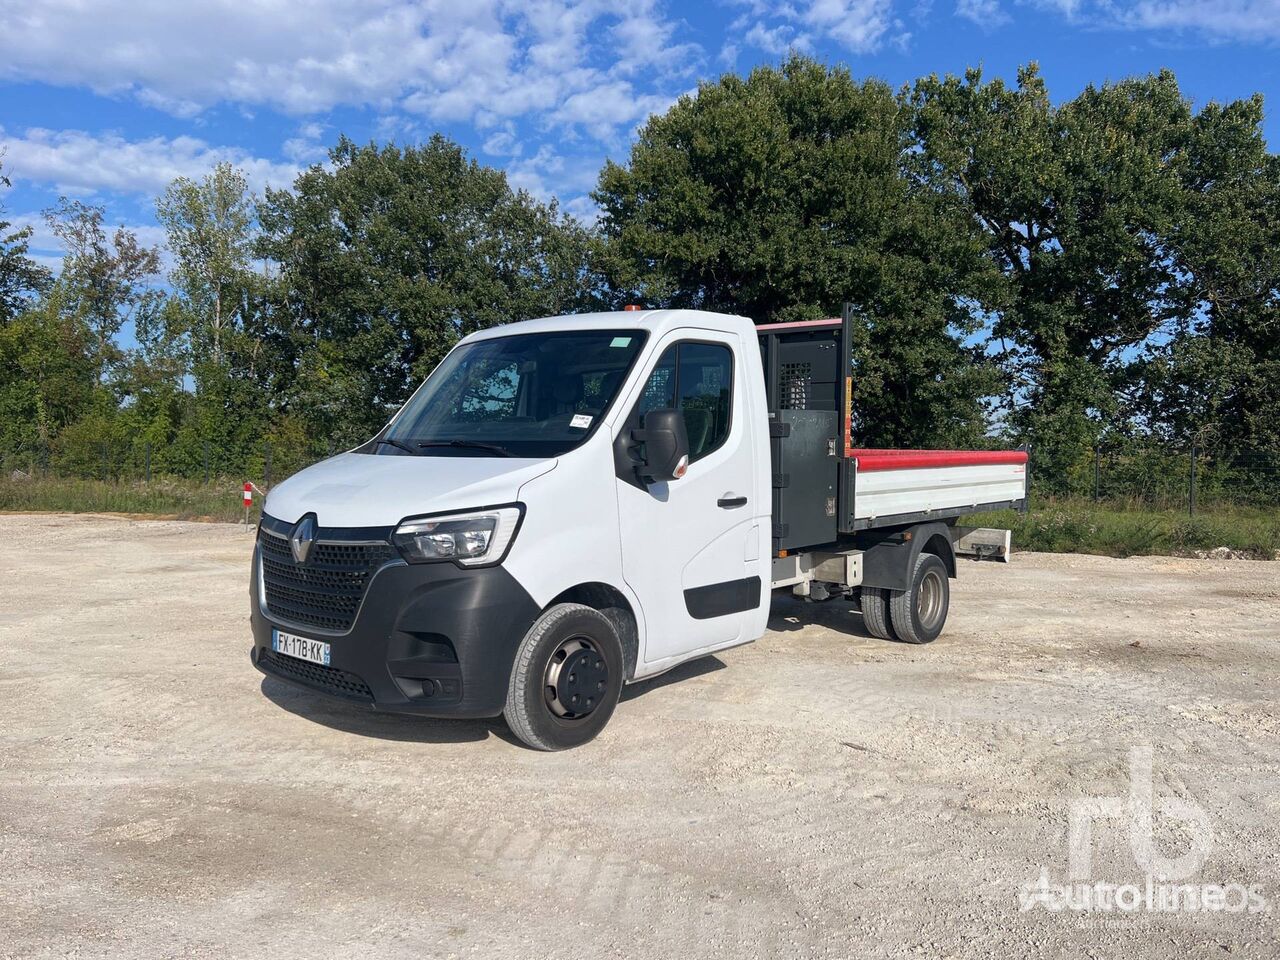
top-left (633, 408), bottom-right (689, 484)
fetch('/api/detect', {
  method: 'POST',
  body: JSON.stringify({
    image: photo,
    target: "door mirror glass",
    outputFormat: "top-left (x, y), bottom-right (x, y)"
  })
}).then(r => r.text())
top-left (635, 408), bottom-right (689, 484)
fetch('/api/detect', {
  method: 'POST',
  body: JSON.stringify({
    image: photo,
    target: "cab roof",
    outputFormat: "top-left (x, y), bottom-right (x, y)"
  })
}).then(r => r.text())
top-left (462, 309), bottom-right (754, 343)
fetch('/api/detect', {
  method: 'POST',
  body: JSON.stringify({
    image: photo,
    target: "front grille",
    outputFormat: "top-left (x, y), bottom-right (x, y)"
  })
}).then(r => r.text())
top-left (259, 531), bottom-right (394, 632)
top-left (260, 649), bottom-right (373, 701)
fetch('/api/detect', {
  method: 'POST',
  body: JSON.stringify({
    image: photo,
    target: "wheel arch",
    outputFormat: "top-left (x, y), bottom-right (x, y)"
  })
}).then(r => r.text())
top-left (546, 582), bottom-right (641, 681)
top-left (918, 529), bottom-right (957, 578)
top-left (859, 520), bottom-right (956, 590)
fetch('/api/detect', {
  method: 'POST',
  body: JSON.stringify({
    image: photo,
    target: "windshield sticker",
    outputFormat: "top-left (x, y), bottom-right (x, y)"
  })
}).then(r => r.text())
top-left (610, 336), bottom-right (632, 348)
top-left (570, 414), bottom-right (593, 430)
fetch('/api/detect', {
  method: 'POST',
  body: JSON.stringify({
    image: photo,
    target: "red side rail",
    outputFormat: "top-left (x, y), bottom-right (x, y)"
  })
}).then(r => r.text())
top-left (851, 448), bottom-right (1029, 472)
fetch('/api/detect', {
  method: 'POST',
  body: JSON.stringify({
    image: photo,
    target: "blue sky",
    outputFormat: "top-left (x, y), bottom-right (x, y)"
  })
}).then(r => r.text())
top-left (2, 0), bottom-right (1279, 275)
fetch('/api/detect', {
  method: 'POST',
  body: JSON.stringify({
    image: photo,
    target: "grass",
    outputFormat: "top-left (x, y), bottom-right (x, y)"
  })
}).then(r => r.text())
top-left (1, 480), bottom-right (1277, 560)
top-left (0, 477), bottom-right (257, 523)
top-left (971, 498), bottom-right (1280, 560)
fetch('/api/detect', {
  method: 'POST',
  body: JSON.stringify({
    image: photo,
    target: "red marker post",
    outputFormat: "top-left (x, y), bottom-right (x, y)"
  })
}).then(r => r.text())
top-left (243, 481), bottom-right (254, 528)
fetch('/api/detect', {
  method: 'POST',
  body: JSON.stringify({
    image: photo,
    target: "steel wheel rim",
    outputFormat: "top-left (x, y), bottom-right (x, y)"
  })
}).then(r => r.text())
top-left (917, 569), bottom-right (944, 629)
top-left (544, 635), bottom-right (608, 720)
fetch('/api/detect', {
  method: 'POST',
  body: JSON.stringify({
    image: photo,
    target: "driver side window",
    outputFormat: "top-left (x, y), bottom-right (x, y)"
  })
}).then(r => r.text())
top-left (636, 342), bottom-right (734, 462)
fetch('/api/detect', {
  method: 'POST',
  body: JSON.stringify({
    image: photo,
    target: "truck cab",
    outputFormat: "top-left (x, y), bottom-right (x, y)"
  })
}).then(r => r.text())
top-left (253, 310), bottom-right (773, 749)
top-left (251, 309), bottom-right (1026, 749)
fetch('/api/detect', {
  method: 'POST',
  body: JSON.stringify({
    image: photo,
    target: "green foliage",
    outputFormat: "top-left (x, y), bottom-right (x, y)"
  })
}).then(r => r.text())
top-left (974, 501), bottom-right (1280, 559)
top-left (257, 135), bottom-right (599, 444)
top-left (1123, 96), bottom-right (1280, 453)
top-left (156, 162), bottom-right (258, 366)
top-left (0, 292), bottom-right (98, 455)
top-left (0, 476), bottom-right (252, 522)
top-left (43, 198), bottom-right (163, 383)
top-left (910, 66), bottom-right (1201, 475)
top-left (0, 160), bottom-right (53, 322)
top-left (596, 56), bottom-right (1000, 446)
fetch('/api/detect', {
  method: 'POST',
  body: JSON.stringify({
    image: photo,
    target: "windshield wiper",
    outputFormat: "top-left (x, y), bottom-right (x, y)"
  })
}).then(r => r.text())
top-left (374, 438), bottom-right (420, 456)
top-left (418, 439), bottom-right (513, 458)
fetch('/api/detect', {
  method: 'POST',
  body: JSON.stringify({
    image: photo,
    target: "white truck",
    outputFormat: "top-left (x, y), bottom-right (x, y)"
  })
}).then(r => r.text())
top-left (251, 308), bottom-right (1027, 749)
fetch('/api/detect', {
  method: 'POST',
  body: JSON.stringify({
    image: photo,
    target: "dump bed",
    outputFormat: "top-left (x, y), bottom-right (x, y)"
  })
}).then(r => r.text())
top-left (758, 307), bottom-right (1028, 554)
top-left (848, 448), bottom-right (1027, 526)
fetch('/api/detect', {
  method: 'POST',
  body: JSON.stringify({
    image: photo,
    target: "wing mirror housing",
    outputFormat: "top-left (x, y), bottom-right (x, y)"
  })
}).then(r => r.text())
top-left (632, 408), bottom-right (689, 484)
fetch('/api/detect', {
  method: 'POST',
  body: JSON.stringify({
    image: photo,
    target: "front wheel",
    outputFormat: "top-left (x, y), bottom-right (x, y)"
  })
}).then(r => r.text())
top-left (889, 552), bottom-right (950, 644)
top-left (503, 603), bottom-right (625, 751)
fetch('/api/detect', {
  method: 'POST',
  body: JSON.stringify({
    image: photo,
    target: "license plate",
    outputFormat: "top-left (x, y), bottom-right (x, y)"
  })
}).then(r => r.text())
top-left (272, 628), bottom-right (330, 666)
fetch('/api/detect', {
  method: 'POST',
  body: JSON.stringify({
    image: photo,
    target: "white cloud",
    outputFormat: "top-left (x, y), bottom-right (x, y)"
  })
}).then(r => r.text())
top-left (551, 82), bottom-right (678, 142)
top-left (505, 145), bottom-right (603, 219)
top-left (0, 0), bottom-right (702, 147)
top-left (0, 128), bottom-right (300, 197)
top-left (805, 0), bottom-right (897, 51)
top-left (1028, 0), bottom-right (1280, 42)
top-left (730, 0), bottom-right (906, 54)
top-left (0, 0), bottom-right (428, 114)
top-left (1029, 0), bottom-right (1084, 15)
top-left (1120, 0), bottom-right (1280, 41)
top-left (506, 146), bottom-right (567, 200)
top-left (482, 126), bottom-right (523, 157)
top-left (733, 0), bottom-right (1280, 53)
top-left (743, 22), bottom-right (814, 55)
top-left (956, 0), bottom-right (1010, 27)
top-left (282, 123), bottom-right (330, 165)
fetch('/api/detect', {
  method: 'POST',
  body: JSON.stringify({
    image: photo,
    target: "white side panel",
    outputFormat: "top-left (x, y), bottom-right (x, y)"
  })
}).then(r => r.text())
top-left (504, 435), bottom-right (640, 619)
top-left (614, 327), bottom-right (757, 667)
top-left (854, 462), bottom-right (1026, 521)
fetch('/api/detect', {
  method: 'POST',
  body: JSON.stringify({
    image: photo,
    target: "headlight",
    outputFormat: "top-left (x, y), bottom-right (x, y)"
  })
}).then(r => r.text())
top-left (392, 505), bottom-right (523, 566)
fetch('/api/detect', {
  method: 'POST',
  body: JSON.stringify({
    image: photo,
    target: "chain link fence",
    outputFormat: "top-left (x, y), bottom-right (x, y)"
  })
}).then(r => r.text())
top-left (1041, 444), bottom-right (1280, 513)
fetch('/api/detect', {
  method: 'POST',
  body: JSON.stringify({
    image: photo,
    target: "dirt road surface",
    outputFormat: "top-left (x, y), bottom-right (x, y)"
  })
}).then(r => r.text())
top-left (1, 514), bottom-right (1277, 958)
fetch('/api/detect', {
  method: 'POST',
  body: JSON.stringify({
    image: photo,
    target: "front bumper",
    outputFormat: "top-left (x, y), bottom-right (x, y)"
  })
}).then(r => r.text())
top-left (250, 543), bottom-right (540, 718)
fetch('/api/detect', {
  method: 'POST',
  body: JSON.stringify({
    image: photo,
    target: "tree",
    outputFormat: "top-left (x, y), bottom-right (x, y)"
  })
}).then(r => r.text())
top-left (0, 287), bottom-right (98, 459)
top-left (910, 65), bottom-right (1199, 479)
top-left (257, 135), bottom-right (597, 444)
top-left (595, 55), bottom-right (1001, 447)
top-left (0, 159), bottom-right (52, 323)
top-left (43, 198), bottom-right (163, 382)
top-left (156, 162), bottom-right (257, 366)
top-left (1142, 97), bottom-right (1280, 453)
top-left (154, 162), bottom-right (288, 474)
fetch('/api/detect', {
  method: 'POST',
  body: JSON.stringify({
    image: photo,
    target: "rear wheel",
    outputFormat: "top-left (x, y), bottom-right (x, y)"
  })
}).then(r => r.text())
top-left (860, 586), bottom-right (896, 641)
top-left (503, 603), bottom-right (625, 751)
top-left (889, 552), bottom-right (950, 644)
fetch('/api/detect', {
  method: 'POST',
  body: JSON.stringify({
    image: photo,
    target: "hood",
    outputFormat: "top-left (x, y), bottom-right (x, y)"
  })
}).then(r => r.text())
top-left (264, 451), bottom-right (557, 528)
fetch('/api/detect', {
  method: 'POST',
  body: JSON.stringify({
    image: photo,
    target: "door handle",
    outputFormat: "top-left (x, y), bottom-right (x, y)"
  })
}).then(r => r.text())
top-left (717, 494), bottom-right (748, 509)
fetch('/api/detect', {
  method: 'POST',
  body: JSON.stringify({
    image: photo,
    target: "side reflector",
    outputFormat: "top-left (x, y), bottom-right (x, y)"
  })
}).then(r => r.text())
top-left (673, 455), bottom-right (689, 479)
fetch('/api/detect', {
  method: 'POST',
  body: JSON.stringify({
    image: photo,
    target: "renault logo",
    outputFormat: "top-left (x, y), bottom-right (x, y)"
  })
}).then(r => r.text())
top-left (290, 515), bottom-right (317, 564)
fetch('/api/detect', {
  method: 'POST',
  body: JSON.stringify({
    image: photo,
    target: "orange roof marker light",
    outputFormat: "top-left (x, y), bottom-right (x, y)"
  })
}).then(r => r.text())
top-left (623, 304), bottom-right (644, 311)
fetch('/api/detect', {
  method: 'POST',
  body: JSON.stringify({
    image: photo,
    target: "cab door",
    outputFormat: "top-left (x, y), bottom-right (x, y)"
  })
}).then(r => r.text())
top-left (614, 332), bottom-right (762, 669)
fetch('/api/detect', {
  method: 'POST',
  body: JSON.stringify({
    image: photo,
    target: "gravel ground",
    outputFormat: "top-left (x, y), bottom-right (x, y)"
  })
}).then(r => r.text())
top-left (1, 513), bottom-right (1277, 959)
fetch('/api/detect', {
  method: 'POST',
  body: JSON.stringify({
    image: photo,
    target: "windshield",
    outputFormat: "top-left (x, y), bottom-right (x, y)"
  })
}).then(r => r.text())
top-left (378, 329), bottom-right (648, 458)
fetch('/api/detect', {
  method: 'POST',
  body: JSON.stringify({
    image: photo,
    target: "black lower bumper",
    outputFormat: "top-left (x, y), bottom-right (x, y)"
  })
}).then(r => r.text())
top-left (250, 546), bottom-right (540, 718)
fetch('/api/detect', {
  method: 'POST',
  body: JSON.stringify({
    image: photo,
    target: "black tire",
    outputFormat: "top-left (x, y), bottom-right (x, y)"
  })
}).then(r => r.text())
top-left (860, 586), bottom-right (896, 641)
top-left (889, 552), bottom-right (950, 644)
top-left (503, 603), bottom-right (625, 751)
